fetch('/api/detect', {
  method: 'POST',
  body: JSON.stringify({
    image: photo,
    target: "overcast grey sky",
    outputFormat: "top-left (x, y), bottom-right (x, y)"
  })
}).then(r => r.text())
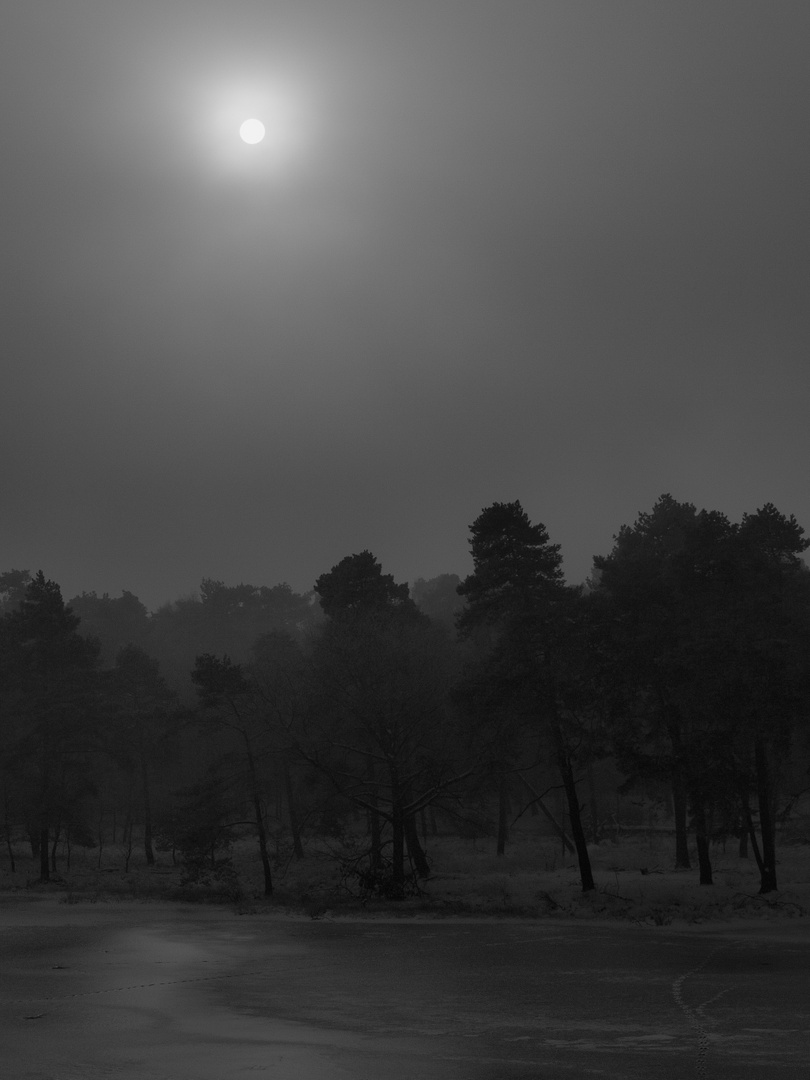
top-left (3, 1), bottom-right (809, 610)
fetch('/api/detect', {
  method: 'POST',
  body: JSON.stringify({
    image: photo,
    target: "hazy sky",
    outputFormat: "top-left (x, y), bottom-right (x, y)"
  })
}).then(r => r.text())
top-left (3, 1), bottom-right (809, 610)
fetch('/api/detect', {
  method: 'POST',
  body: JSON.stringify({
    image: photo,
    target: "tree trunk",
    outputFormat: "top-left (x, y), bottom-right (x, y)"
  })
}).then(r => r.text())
top-left (737, 805), bottom-right (748, 858)
top-left (741, 787), bottom-right (766, 880)
top-left (556, 785), bottom-right (567, 858)
top-left (50, 824), bottom-right (60, 873)
top-left (5, 833), bottom-right (15, 873)
top-left (587, 760), bottom-right (599, 844)
top-left (4, 793), bottom-right (15, 873)
top-left (141, 757), bottom-right (155, 867)
top-left (390, 766), bottom-right (405, 899)
top-left (366, 756), bottom-right (382, 870)
top-left (405, 812), bottom-right (430, 878)
top-left (496, 772), bottom-right (509, 856)
top-left (755, 736), bottom-right (778, 893)
top-left (253, 790), bottom-right (273, 896)
top-left (283, 758), bottom-right (304, 860)
top-left (403, 783), bottom-right (430, 878)
top-left (667, 717), bottom-right (691, 869)
top-left (519, 775), bottom-right (575, 853)
top-left (39, 825), bottom-right (49, 882)
top-left (691, 798), bottom-right (713, 885)
top-left (391, 808), bottom-right (405, 899)
top-left (695, 833), bottom-right (713, 885)
top-left (671, 776), bottom-right (690, 869)
top-left (123, 811), bottom-right (134, 872)
top-left (97, 800), bottom-right (104, 869)
top-left (39, 744), bottom-right (50, 881)
top-left (244, 738), bottom-right (272, 896)
top-left (552, 719), bottom-right (594, 892)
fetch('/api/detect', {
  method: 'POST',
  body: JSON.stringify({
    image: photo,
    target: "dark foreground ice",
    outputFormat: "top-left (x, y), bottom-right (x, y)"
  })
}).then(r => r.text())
top-left (1, 897), bottom-right (808, 1079)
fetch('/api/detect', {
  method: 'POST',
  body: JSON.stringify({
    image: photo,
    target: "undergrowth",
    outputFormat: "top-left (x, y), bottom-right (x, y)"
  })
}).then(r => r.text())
top-left (3, 827), bottom-right (809, 923)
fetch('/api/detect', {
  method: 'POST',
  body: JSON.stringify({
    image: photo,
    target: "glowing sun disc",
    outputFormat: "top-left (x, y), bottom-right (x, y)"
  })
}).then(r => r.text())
top-left (239, 118), bottom-right (265, 144)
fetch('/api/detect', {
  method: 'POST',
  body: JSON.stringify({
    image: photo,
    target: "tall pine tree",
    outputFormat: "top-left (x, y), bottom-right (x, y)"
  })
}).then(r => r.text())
top-left (457, 502), bottom-right (596, 891)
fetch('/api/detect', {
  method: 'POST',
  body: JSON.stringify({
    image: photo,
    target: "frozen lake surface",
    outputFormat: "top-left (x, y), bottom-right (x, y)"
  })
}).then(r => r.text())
top-left (1, 897), bottom-right (808, 1079)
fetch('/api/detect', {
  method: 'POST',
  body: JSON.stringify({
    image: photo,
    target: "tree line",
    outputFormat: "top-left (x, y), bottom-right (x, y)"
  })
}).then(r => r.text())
top-left (1, 493), bottom-right (808, 899)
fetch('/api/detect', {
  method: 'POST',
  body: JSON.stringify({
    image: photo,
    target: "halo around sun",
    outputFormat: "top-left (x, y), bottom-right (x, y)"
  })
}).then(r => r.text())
top-left (239, 118), bottom-right (266, 144)
top-left (192, 77), bottom-right (312, 175)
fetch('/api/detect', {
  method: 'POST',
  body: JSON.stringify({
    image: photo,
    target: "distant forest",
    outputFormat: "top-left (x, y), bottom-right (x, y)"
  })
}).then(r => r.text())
top-left (2, 494), bottom-right (809, 899)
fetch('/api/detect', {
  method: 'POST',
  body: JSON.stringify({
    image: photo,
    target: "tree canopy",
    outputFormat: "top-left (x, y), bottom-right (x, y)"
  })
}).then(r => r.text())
top-left (315, 551), bottom-right (416, 620)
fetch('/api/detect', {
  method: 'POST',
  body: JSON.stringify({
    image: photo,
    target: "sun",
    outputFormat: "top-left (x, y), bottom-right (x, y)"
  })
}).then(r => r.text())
top-left (192, 79), bottom-right (312, 175)
top-left (239, 118), bottom-right (266, 144)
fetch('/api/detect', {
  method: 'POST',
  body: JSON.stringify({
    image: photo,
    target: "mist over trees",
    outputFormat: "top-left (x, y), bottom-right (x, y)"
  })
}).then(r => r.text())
top-left (1, 495), bottom-right (809, 898)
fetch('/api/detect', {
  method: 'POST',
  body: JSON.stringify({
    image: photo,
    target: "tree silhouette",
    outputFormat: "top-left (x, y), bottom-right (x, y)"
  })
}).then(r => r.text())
top-left (2, 573), bottom-right (100, 880)
top-left (314, 551), bottom-right (415, 619)
top-left (594, 495), bottom-right (810, 891)
top-left (310, 552), bottom-right (462, 896)
top-left (458, 502), bottom-right (596, 891)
